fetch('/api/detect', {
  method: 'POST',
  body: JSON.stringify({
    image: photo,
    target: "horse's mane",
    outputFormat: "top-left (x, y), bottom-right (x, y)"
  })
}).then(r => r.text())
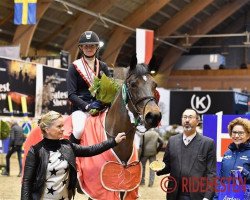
top-left (127, 63), bottom-right (149, 78)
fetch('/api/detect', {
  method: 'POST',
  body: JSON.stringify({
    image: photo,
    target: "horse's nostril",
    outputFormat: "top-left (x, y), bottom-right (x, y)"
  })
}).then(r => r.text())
top-left (145, 112), bottom-right (162, 127)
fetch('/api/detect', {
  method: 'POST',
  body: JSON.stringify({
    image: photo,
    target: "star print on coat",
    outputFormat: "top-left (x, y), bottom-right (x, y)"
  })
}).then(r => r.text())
top-left (62, 179), bottom-right (68, 185)
top-left (50, 168), bottom-right (59, 176)
top-left (58, 154), bottom-right (65, 161)
top-left (47, 186), bottom-right (56, 195)
top-left (41, 150), bottom-right (69, 199)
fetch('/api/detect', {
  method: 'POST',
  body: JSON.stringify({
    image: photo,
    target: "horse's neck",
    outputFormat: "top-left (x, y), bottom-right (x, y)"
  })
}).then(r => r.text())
top-left (105, 91), bottom-right (136, 162)
top-left (105, 91), bottom-right (134, 136)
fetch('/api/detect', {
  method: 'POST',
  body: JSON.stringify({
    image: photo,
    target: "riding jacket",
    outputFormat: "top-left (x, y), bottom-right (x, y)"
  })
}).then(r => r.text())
top-left (220, 141), bottom-right (250, 184)
top-left (67, 58), bottom-right (110, 113)
top-left (21, 137), bottom-right (117, 200)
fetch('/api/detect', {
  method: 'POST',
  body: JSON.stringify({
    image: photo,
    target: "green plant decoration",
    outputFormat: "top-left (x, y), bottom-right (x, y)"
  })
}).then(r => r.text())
top-left (89, 74), bottom-right (121, 104)
top-left (0, 120), bottom-right (10, 140)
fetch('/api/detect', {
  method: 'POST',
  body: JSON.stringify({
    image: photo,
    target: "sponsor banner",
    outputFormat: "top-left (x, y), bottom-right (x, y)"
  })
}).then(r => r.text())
top-left (170, 91), bottom-right (249, 125)
top-left (41, 66), bottom-right (71, 115)
top-left (0, 57), bottom-right (36, 117)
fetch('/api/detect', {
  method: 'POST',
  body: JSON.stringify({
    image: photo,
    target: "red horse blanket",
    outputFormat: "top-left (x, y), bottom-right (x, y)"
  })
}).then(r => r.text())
top-left (77, 112), bottom-right (141, 200)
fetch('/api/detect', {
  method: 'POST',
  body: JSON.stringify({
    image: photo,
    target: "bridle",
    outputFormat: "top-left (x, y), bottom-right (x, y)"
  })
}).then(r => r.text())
top-left (125, 74), bottom-right (157, 124)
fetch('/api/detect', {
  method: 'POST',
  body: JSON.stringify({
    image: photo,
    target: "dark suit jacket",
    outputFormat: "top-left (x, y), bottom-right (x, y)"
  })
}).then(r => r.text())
top-left (157, 133), bottom-right (216, 200)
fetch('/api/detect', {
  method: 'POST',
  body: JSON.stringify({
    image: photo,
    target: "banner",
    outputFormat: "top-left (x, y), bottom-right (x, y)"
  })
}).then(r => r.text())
top-left (0, 57), bottom-right (36, 116)
top-left (60, 50), bottom-right (70, 69)
top-left (41, 66), bottom-right (71, 115)
top-left (136, 28), bottom-right (154, 64)
top-left (14, 0), bottom-right (37, 25)
top-left (0, 46), bottom-right (20, 59)
top-left (169, 91), bottom-right (249, 125)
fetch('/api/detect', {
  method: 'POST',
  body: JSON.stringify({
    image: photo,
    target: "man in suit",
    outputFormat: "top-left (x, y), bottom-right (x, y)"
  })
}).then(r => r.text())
top-left (156, 108), bottom-right (216, 200)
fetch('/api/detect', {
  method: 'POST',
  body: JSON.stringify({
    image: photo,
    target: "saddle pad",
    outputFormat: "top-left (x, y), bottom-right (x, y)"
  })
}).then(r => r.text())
top-left (101, 161), bottom-right (142, 191)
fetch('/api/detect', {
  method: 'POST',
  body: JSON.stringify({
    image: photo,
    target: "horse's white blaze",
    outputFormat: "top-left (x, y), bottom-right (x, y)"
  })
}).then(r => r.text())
top-left (142, 75), bottom-right (147, 81)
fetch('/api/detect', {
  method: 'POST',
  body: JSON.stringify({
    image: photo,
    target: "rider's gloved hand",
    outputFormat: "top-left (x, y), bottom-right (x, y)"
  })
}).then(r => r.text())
top-left (85, 100), bottom-right (104, 116)
top-left (85, 100), bottom-right (103, 111)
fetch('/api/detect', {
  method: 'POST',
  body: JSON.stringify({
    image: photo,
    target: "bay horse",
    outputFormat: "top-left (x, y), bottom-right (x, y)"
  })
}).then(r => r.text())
top-left (74, 55), bottom-right (162, 200)
top-left (23, 56), bottom-right (161, 200)
top-left (105, 56), bottom-right (161, 162)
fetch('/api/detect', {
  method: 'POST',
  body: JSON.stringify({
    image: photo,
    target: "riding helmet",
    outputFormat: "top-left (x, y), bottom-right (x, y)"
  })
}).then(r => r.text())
top-left (78, 31), bottom-right (100, 46)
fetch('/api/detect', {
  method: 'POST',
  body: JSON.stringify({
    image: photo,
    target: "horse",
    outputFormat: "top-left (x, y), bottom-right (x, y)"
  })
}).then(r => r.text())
top-left (74, 55), bottom-right (161, 200)
top-left (23, 55), bottom-right (162, 200)
top-left (105, 55), bottom-right (161, 163)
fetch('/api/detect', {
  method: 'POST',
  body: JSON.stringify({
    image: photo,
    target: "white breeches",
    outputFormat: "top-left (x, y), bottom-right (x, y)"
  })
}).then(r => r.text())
top-left (72, 110), bottom-right (88, 139)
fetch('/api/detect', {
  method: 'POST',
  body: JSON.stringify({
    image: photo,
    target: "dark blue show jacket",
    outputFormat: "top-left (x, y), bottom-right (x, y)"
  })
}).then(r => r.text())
top-left (220, 142), bottom-right (250, 184)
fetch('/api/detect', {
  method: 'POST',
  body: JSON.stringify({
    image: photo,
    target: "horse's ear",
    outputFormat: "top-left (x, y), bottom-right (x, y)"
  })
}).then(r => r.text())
top-left (148, 55), bottom-right (156, 71)
top-left (129, 54), bottom-right (137, 70)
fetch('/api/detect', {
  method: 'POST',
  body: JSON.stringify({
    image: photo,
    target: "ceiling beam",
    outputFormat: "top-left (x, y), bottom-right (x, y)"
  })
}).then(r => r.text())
top-left (12, 0), bottom-right (52, 56)
top-left (102, 0), bottom-right (170, 66)
top-left (0, 11), bottom-right (13, 26)
top-left (156, 0), bottom-right (250, 87)
top-left (212, 14), bottom-right (247, 45)
top-left (38, 14), bottom-right (79, 49)
top-left (63, 0), bottom-right (117, 60)
top-left (155, 0), bottom-right (214, 45)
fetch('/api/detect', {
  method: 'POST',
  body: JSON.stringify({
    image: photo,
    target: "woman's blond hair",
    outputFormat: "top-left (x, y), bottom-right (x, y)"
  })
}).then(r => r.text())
top-left (38, 111), bottom-right (62, 134)
top-left (228, 117), bottom-right (250, 137)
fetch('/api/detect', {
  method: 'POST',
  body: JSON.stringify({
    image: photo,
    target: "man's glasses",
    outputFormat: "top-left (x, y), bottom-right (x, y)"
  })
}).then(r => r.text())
top-left (231, 131), bottom-right (245, 136)
top-left (182, 115), bottom-right (197, 120)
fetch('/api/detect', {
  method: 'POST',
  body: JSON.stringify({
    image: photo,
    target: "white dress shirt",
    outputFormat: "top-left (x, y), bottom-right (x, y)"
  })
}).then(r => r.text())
top-left (183, 132), bottom-right (197, 146)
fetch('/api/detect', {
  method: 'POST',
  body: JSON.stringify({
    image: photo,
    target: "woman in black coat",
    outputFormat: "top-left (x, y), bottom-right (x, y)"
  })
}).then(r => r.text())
top-left (21, 111), bottom-right (125, 200)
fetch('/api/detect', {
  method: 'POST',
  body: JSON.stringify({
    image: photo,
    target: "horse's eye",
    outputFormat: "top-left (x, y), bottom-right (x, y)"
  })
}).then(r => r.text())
top-left (129, 81), bottom-right (137, 88)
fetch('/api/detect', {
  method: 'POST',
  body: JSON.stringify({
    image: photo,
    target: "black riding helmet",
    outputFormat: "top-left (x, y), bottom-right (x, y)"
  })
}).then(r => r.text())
top-left (78, 31), bottom-right (100, 58)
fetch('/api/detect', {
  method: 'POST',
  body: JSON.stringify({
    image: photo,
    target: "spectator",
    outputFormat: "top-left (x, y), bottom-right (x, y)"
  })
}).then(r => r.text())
top-left (203, 64), bottom-right (211, 70)
top-left (140, 128), bottom-right (164, 187)
top-left (1, 120), bottom-right (25, 177)
top-left (155, 108), bottom-right (216, 200)
top-left (219, 64), bottom-right (225, 69)
top-left (213, 117), bottom-right (250, 199)
top-left (240, 63), bottom-right (247, 69)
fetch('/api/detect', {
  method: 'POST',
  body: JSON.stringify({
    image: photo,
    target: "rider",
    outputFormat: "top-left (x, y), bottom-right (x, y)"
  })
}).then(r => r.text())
top-left (67, 31), bottom-right (110, 142)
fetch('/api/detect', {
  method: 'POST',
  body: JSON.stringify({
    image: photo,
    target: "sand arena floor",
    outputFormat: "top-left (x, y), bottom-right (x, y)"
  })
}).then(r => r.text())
top-left (0, 152), bottom-right (166, 200)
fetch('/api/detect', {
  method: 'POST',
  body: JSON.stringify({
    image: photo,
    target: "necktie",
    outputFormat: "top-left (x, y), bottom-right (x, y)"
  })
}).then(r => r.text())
top-left (184, 138), bottom-right (190, 146)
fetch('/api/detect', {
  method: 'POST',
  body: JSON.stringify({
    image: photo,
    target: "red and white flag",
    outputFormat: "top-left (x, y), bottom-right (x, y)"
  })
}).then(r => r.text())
top-left (136, 28), bottom-right (154, 64)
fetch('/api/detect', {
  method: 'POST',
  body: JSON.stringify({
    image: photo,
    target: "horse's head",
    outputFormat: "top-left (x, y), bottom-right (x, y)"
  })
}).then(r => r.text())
top-left (124, 55), bottom-right (162, 129)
